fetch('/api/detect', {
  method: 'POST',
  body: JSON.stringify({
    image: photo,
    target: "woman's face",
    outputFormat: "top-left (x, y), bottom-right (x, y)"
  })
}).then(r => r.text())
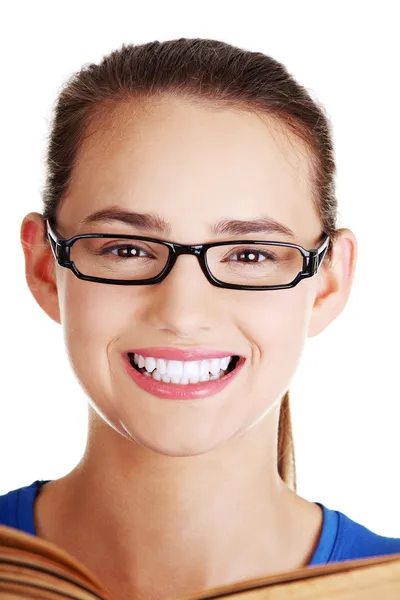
top-left (51, 97), bottom-right (324, 456)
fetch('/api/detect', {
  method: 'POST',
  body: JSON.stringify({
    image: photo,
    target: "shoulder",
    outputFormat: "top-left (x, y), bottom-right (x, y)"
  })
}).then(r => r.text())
top-left (312, 502), bottom-right (400, 565)
top-left (334, 508), bottom-right (400, 560)
top-left (0, 480), bottom-right (47, 532)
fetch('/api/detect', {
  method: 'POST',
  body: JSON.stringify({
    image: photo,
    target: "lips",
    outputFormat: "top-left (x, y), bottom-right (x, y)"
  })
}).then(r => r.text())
top-left (122, 352), bottom-right (246, 400)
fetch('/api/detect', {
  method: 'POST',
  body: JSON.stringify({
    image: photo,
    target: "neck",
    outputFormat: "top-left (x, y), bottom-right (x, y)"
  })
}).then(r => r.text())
top-left (34, 410), bottom-right (322, 600)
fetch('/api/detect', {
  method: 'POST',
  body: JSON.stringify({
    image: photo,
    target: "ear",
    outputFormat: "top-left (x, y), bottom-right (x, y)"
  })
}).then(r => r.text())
top-left (20, 212), bottom-right (61, 324)
top-left (308, 228), bottom-right (358, 337)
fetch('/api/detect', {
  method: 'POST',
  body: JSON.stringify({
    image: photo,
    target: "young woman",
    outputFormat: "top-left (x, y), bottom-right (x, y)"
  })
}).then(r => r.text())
top-left (1, 38), bottom-right (399, 599)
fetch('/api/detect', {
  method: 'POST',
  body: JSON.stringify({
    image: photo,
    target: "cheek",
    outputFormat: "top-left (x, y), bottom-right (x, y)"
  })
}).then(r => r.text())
top-left (60, 282), bottom-right (119, 336)
top-left (240, 285), bottom-right (312, 377)
top-left (58, 277), bottom-right (133, 384)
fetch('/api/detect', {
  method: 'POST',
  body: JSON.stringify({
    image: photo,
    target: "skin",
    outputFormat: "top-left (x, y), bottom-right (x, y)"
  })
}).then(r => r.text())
top-left (21, 96), bottom-right (357, 600)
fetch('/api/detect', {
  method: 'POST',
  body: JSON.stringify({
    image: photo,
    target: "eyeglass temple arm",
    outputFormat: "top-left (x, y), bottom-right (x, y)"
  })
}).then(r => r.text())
top-left (310, 235), bottom-right (330, 274)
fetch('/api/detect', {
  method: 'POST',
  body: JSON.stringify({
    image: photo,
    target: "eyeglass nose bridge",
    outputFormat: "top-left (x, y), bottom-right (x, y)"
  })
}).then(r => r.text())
top-left (169, 243), bottom-right (205, 257)
top-left (160, 242), bottom-right (211, 283)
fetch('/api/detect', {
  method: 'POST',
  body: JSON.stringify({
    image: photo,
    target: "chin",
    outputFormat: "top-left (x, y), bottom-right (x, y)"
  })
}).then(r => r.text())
top-left (119, 424), bottom-right (231, 457)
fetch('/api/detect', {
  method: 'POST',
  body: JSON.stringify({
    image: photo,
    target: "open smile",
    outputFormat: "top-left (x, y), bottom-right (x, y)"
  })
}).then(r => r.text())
top-left (122, 352), bottom-right (245, 400)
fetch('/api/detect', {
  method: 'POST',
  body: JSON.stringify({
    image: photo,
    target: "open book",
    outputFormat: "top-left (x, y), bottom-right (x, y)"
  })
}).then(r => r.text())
top-left (1, 524), bottom-right (400, 599)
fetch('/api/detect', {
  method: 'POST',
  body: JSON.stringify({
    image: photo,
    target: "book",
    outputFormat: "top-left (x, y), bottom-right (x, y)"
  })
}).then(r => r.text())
top-left (1, 524), bottom-right (400, 599)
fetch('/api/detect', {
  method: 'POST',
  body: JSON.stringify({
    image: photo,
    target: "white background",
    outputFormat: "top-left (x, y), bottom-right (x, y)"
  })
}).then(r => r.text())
top-left (0, 1), bottom-right (399, 535)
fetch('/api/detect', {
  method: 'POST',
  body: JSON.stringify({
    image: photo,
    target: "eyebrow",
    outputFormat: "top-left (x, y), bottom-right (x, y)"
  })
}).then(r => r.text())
top-left (80, 207), bottom-right (296, 239)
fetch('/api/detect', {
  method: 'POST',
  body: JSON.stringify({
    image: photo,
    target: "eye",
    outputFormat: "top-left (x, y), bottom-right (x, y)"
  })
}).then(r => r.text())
top-left (111, 245), bottom-right (147, 258)
top-left (226, 248), bottom-right (277, 263)
top-left (234, 249), bottom-right (264, 262)
top-left (98, 244), bottom-right (150, 258)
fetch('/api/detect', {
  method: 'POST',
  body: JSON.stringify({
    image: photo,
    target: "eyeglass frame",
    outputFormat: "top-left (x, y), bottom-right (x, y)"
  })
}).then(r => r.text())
top-left (45, 219), bottom-right (330, 291)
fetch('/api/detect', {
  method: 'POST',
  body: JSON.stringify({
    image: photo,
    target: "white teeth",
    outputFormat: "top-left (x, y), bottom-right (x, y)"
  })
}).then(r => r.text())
top-left (144, 357), bottom-right (156, 373)
top-left (199, 371), bottom-right (210, 382)
top-left (156, 358), bottom-right (167, 375)
top-left (210, 372), bottom-right (222, 380)
top-left (209, 358), bottom-right (221, 376)
top-left (167, 360), bottom-right (184, 379)
top-left (200, 360), bottom-right (209, 378)
top-left (220, 356), bottom-right (231, 370)
top-left (183, 361), bottom-right (201, 381)
top-left (131, 353), bottom-right (236, 385)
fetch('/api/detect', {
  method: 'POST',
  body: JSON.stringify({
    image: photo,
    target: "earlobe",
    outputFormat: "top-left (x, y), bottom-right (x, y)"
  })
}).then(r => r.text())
top-left (307, 228), bottom-right (358, 338)
top-left (20, 212), bottom-right (61, 324)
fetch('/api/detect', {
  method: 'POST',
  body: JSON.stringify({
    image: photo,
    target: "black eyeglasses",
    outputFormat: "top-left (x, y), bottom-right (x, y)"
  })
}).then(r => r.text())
top-left (45, 219), bottom-right (330, 291)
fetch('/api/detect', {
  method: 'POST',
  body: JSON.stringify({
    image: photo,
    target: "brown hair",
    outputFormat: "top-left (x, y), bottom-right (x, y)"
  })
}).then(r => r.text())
top-left (41, 38), bottom-right (339, 492)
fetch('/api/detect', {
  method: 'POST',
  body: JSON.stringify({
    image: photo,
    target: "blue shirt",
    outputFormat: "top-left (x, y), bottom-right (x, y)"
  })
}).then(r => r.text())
top-left (1, 479), bottom-right (400, 565)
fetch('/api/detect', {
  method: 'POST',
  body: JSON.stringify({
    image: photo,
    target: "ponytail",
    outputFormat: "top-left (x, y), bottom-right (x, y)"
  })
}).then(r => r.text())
top-left (277, 391), bottom-right (296, 491)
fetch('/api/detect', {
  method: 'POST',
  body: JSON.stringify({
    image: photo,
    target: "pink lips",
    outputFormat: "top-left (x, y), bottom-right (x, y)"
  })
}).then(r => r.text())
top-left (122, 349), bottom-right (245, 400)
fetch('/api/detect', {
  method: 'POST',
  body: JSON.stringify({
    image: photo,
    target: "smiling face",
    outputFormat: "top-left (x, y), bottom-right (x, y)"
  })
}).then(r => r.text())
top-left (48, 95), bottom-right (324, 456)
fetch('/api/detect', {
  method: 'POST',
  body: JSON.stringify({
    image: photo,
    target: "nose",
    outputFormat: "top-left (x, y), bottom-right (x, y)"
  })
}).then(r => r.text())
top-left (140, 254), bottom-right (223, 338)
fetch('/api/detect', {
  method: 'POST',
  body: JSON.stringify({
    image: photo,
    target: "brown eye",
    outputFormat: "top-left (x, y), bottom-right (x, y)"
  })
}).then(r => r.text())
top-left (110, 245), bottom-right (146, 258)
top-left (97, 244), bottom-right (149, 258)
top-left (224, 247), bottom-right (278, 264)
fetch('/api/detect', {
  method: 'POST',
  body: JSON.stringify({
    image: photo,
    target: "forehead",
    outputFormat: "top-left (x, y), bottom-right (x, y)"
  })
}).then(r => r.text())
top-left (59, 96), bottom-right (319, 242)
